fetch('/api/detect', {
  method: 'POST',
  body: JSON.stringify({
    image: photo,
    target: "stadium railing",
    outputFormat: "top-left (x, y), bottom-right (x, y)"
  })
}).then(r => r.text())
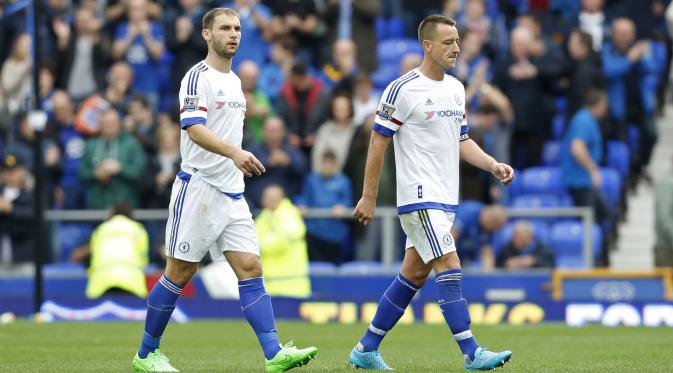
top-left (45, 206), bottom-right (595, 267)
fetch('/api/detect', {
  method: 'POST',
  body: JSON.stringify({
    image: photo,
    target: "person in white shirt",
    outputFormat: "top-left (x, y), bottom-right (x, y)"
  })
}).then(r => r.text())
top-left (349, 14), bottom-right (514, 371)
top-left (132, 8), bottom-right (317, 373)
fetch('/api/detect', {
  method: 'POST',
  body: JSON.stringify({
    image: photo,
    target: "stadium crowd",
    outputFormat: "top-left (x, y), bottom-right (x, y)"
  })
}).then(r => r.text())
top-left (0, 0), bottom-right (671, 272)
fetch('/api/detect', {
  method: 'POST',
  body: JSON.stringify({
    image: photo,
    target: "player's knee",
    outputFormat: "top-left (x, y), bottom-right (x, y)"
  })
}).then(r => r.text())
top-left (165, 259), bottom-right (199, 286)
top-left (237, 256), bottom-right (263, 279)
top-left (432, 253), bottom-right (461, 273)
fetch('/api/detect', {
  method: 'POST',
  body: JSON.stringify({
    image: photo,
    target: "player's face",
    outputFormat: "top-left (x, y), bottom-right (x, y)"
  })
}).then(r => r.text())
top-left (206, 14), bottom-right (241, 59)
top-left (426, 24), bottom-right (460, 69)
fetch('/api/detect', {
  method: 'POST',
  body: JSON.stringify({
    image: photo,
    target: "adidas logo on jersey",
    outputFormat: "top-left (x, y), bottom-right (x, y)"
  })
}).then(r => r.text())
top-left (425, 98), bottom-right (433, 106)
top-left (217, 90), bottom-right (225, 97)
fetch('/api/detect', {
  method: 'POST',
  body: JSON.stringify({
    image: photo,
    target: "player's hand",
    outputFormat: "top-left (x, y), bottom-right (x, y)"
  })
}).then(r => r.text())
top-left (492, 162), bottom-right (514, 186)
top-left (232, 149), bottom-right (266, 177)
top-left (353, 196), bottom-right (376, 226)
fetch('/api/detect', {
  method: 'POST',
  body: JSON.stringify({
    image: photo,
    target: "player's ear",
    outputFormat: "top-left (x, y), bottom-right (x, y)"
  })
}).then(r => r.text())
top-left (202, 28), bottom-right (210, 42)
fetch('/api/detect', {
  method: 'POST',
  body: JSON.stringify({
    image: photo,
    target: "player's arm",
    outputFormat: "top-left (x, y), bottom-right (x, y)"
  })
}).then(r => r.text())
top-left (459, 138), bottom-right (514, 185)
top-left (185, 124), bottom-right (265, 177)
top-left (353, 131), bottom-right (391, 226)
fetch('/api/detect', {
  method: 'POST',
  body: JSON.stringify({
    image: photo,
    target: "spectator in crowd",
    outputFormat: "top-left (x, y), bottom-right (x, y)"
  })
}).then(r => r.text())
top-left (323, 0), bottom-right (381, 73)
top-left (256, 184), bottom-right (311, 298)
top-left (112, 0), bottom-right (165, 108)
top-left (0, 154), bottom-right (34, 264)
top-left (603, 17), bottom-right (658, 179)
top-left (496, 220), bottom-right (555, 269)
top-left (123, 95), bottom-right (158, 154)
top-left (141, 121), bottom-right (181, 209)
top-left (471, 85), bottom-right (514, 165)
top-left (452, 202), bottom-right (508, 270)
top-left (561, 89), bottom-right (612, 265)
top-left (79, 203), bottom-right (149, 298)
top-left (453, 29), bottom-right (490, 89)
top-left (105, 0), bottom-right (162, 35)
top-left (50, 90), bottom-right (87, 209)
top-left (224, 0), bottom-right (273, 71)
top-left (299, 150), bottom-right (352, 264)
top-left (276, 62), bottom-right (330, 156)
top-left (459, 105), bottom-right (498, 202)
top-left (39, 65), bottom-right (58, 121)
top-left (352, 74), bottom-right (379, 125)
top-left (7, 114), bottom-right (62, 206)
top-left (311, 93), bottom-right (357, 173)
top-left (247, 116), bottom-right (308, 208)
top-left (343, 113), bottom-right (396, 261)
top-left (239, 60), bottom-right (272, 146)
top-left (319, 38), bottom-right (358, 92)
top-left (258, 37), bottom-right (297, 103)
top-left (267, 0), bottom-right (322, 66)
top-left (164, 0), bottom-right (208, 94)
top-left (442, 0), bottom-right (462, 19)
top-left (79, 109), bottom-right (146, 209)
top-left (563, 29), bottom-right (604, 120)
top-left (576, 0), bottom-right (610, 52)
top-left (494, 27), bottom-right (555, 169)
top-left (457, 0), bottom-right (507, 58)
top-left (654, 156), bottom-right (673, 267)
top-left (399, 53), bottom-right (422, 75)
top-left (75, 61), bottom-right (134, 136)
top-left (1, 33), bottom-right (31, 116)
top-left (53, 5), bottom-right (108, 103)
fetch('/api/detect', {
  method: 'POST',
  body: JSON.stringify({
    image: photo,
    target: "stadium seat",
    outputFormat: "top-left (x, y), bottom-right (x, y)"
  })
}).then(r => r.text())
top-left (308, 261), bottom-right (338, 275)
top-left (58, 223), bottom-right (94, 262)
top-left (542, 140), bottom-right (561, 166)
top-left (511, 194), bottom-right (573, 209)
top-left (550, 221), bottom-right (602, 269)
top-left (627, 125), bottom-right (640, 155)
top-left (339, 261), bottom-right (388, 275)
top-left (606, 140), bottom-right (630, 178)
top-left (521, 167), bottom-right (565, 194)
top-left (377, 38), bottom-right (422, 66)
top-left (504, 168), bottom-right (523, 202)
top-left (43, 262), bottom-right (87, 276)
top-left (385, 18), bottom-right (405, 39)
top-left (600, 168), bottom-right (621, 206)
top-left (371, 64), bottom-right (400, 89)
top-left (491, 220), bottom-right (550, 255)
top-left (551, 113), bottom-right (565, 139)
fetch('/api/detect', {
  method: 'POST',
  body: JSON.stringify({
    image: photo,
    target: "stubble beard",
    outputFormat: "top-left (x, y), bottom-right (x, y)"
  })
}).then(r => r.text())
top-left (213, 39), bottom-right (237, 59)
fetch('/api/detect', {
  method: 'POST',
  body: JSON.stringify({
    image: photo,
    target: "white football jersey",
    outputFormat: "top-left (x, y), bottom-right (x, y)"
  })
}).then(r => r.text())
top-left (373, 68), bottom-right (469, 214)
top-left (178, 61), bottom-right (247, 194)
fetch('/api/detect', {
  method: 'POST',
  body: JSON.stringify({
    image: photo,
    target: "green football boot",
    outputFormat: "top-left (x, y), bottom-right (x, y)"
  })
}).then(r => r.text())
top-left (132, 350), bottom-right (179, 372)
top-left (264, 341), bottom-right (318, 372)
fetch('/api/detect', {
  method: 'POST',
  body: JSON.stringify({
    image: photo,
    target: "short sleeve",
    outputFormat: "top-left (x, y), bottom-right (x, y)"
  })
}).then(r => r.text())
top-left (179, 69), bottom-right (209, 129)
top-left (372, 80), bottom-right (413, 138)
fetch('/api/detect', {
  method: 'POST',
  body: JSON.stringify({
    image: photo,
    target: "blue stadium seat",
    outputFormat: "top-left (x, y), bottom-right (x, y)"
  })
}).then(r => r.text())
top-left (511, 194), bottom-right (573, 209)
top-left (309, 261), bottom-right (338, 275)
top-left (600, 167), bottom-right (621, 206)
top-left (377, 38), bottom-right (422, 67)
top-left (542, 140), bottom-right (561, 166)
top-left (43, 262), bottom-right (87, 276)
top-left (504, 168), bottom-right (523, 202)
top-left (521, 167), bottom-right (565, 194)
top-left (550, 221), bottom-right (602, 269)
top-left (385, 18), bottom-right (405, 39)
top-left (491, 220), bottom-right (550, 255)
top-left (339, 261), bottom-right (388, 275)
top-left (58, 223), bottom-right (94, 262)
top-left (606, 140), bottom-right (630, 178)
top-left (371, 64), bottom-right (400, 89)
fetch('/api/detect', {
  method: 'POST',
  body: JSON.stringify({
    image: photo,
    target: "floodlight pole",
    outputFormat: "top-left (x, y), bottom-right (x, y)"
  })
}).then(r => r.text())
top-left (30, 0), bottom-right (45, 315)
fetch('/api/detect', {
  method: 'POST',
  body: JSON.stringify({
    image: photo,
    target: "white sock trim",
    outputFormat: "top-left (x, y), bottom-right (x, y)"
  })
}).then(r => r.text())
top-left (368, 324), bottom-right (388, 336)
top-left (453, 330), bottom-right (473, 341)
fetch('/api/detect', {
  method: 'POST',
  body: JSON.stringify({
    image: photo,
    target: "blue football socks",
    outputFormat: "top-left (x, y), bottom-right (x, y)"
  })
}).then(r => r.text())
top-left (139, 274), bottom-right (183, 358)
top-left (239, 277), bottom-right (281, 360)
top-left (436, 269), bottom-right (480, 360)
top-left (359, 274), bottom-right (419, 352)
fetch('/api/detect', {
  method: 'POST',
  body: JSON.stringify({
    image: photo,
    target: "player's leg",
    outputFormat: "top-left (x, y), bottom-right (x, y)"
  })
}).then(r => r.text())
top-left (427, 210), bottom-right (511, 370)
top-left (357, 248), bottom-right (430, 353)
top-left (221, 198), bottom-right (317, 372)
top-left (133, 173), bottom-right (216, 372)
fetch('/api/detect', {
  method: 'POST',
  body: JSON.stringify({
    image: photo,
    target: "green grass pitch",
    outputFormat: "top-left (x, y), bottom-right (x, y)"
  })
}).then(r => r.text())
top-left (0, 321), bottom-right (669, 372)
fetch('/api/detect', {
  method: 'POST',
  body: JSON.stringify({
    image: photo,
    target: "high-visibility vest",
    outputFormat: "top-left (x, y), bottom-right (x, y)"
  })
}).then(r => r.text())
top-left (86, 215), bottom-right (149, 298)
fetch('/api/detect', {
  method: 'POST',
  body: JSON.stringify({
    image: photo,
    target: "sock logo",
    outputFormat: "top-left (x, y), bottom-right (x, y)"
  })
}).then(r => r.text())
top-left (178, 242), bottom-right (190, 253)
